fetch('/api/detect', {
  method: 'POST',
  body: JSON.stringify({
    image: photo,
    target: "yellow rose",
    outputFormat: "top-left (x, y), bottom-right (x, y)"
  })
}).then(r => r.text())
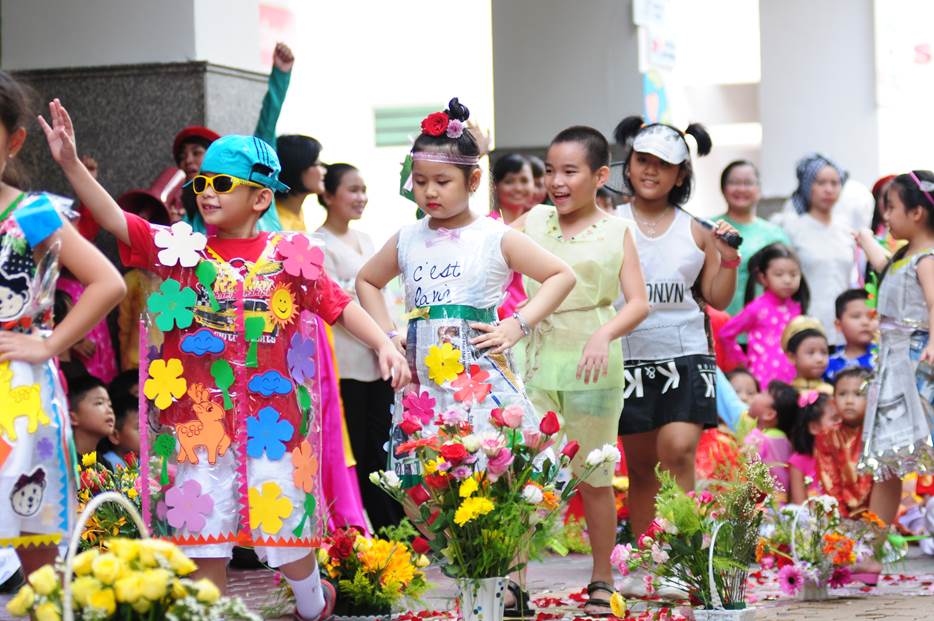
top-left (27, 565), bottom-right (59, 596)
top-left (72, 549), bottom-right (99, 576)
top-left (34, 602), bottom-right (60, 621)
top-left (317, 548), bottom-right (329, 566)
top-left (127, 488), bottom-right (139, 499)
top-left (415, 554), bottom-right (430, 568)
top-left (132, 598), bottom-right (152, 614)
top-left (6, 585), bottom-right (35, 616)
top-left (194, 578), bottom-right (220, 604)
top-left (140, 568), bottom-right (170, 600)
top-left (107, 538), bottom-right (139, 563)
top-left (138, 540), bottom-right (176, 567)
top-left (610, 592), bottom-right (627, 618)
top-left (114, 574), bottom-right (142, 603)
top-left (171, 579), bottom-right (188, 600)
top-left (88, 588), bottom-right (116, 615)
top-left (168, 550), bottom-right (197, 576)
top-left (71, 576), bottom-right (102, 607)
top-left (81, 452), bottom-right (97, 467)
top-left (91, 553), bottom-right (123, 585)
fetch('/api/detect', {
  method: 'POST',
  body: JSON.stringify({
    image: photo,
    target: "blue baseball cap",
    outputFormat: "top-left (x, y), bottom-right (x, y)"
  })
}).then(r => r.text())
top-left (188, 135), bottom-right (290, 194)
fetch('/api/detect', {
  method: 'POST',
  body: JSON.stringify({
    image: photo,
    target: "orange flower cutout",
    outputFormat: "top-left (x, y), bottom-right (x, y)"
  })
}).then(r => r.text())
top-left (292, 439), bottom-right (319, 494)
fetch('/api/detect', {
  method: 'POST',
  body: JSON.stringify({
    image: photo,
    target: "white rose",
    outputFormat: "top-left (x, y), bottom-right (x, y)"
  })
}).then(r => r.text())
top-left (650, 544), bottom-right (669, 564)
top-left (601, 445), bottom-right (621, 464)
top-left (585, 448), bottom-right (605, 467)
top-left (522, 485), bottom-right (544, 504)
top-left (369, 471), bottom-right (381, 486)
top-left (381, 471), bottom-right (401, 489)
top-left (461, 434), bottom-right (481, 453)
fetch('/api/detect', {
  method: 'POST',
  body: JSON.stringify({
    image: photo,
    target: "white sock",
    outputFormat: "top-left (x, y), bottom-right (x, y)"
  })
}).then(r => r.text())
top-left (287, 570), bottom-right (326, 620)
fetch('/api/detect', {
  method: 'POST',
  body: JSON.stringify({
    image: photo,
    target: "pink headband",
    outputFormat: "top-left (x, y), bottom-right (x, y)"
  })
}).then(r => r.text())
top-left (909, 171), bottom-right (934, 208)
top-left (797, 390), bottom-right (820, 408)
top-left (411, 151), bottom-right (479, 166)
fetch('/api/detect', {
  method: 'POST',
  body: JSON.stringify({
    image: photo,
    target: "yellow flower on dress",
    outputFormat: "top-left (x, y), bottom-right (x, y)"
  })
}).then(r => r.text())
top-left (81, 452), bottom-right (97, 467)
top-left (454, 496), bottom-right (494, 526)
top-left (459, 476), bottom-right (478, 498)
top-left (249, 481), bottom-right (294, 535)
top-left (424, 342), bottom-right (464, 385)
top-left (144, 358), bottom-right (187, 410)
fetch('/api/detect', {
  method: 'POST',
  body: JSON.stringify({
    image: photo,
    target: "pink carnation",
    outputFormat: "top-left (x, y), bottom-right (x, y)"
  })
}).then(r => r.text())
top-left (446, 119), bottom-right (465, 139)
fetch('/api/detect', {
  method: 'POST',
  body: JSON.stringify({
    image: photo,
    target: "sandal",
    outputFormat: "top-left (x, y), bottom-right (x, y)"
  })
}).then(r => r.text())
top-left (503, 579), bottom-right (535, 619)
top-left (294, 579), bottom-right (337, 621)
top-left (582, 581), bottom-right (615, 617)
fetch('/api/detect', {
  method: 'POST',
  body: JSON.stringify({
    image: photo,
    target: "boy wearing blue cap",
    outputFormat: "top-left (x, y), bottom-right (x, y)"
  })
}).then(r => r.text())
top-left (41, 99), bottom-right (409, 620)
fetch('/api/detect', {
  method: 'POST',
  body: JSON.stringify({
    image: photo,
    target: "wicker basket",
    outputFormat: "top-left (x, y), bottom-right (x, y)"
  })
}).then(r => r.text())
top-left (62, 491), bottom-right (150, 621)
top-left (692, 522), bottom-right (757, 621)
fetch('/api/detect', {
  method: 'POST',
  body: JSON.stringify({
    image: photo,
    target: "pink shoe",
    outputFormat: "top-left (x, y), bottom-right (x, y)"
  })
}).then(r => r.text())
top-left (848, 572), bottom-right (880, 587)
top-left (294, 579), bottom-right (337, 621)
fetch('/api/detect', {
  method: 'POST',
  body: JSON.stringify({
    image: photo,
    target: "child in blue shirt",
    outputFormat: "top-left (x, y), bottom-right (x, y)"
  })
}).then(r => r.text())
top-left (824, 289), bottom-right (877, 382)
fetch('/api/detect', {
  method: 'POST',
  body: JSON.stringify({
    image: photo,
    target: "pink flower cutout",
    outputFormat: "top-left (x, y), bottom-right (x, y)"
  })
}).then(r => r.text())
top-left (451, 364), bottom-right (492, 405)
top-left (277, 235), bottom-right (325, 280)
top-left (402, 391), bottom-right (436, 424)
top-left (165, 479), bottom-right (214, 533)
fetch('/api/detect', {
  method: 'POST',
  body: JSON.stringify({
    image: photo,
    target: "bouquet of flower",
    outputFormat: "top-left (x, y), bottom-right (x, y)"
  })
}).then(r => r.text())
top-left (317, 525), bottom-right (429, 614)
top-left (612, 456), bottom-right (773, 609)
top-left (756, 495), bottom-right (857, 596)
top-left (372, 399), bottom-right (619, 580)
top-left (6, 538), bottom-right (258, 620)
top-left (76, 452), bottom-right (143, 551)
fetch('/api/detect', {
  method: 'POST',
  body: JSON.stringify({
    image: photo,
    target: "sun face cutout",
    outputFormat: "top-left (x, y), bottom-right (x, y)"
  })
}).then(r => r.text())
top-left (268, 283), bottom-right (298, 329)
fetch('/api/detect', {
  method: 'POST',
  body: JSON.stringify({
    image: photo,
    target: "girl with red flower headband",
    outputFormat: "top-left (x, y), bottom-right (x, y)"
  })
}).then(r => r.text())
top-left (357, 97), bottom-right (576, 617)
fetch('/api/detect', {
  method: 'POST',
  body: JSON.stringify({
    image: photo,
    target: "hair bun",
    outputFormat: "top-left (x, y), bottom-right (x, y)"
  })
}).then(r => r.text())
top-left (613, 115), bottom-right (645, 145)
top-left (446, 97), bottom-right (470, 122)
top-left (685, 122), bottom-right (712, 157)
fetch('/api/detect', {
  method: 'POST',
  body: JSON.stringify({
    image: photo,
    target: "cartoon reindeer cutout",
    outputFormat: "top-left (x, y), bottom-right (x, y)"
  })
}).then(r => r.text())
top-left (175, 383), bottom-right (231, 464)
top-left (0, 362), bottom-right (47, 441)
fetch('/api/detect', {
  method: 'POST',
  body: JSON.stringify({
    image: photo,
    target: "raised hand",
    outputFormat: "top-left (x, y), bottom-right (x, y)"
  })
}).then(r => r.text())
top-left (37, 99), bottom-right (79, 168)
top-left (273, 42), bottom-right (295, 72)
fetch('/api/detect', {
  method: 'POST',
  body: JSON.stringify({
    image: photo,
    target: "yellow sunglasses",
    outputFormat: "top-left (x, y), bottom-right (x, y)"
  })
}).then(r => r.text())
top-left (191, 174), bottom-right (265, 195)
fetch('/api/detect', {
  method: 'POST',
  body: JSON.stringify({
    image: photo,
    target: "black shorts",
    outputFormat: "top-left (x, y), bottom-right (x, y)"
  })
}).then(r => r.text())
top-left (618, 354), bottom-right (719, 435)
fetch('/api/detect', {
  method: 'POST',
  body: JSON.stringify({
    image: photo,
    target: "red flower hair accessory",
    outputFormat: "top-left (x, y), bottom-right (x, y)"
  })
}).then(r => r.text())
top-left (420, 112), bottom-right (450, 137)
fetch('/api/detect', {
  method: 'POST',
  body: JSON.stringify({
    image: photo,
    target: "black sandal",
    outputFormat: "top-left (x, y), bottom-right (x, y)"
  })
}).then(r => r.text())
top-left (583, 581), bottom-right (615, 617)
top-left (503, 580), bottom-right (535, 619)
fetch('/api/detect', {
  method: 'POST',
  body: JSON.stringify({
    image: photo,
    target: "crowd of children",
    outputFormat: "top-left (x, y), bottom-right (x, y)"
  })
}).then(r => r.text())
top-left (0, 38), bottom-right (932, 619)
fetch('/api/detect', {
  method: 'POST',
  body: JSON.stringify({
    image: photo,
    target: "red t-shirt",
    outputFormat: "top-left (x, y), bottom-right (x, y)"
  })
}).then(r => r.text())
top-left (120, 211), bottom-right (351, 451)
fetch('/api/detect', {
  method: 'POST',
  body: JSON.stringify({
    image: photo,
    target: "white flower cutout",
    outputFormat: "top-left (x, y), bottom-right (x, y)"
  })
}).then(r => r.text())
top-left (154, 221), bottom-right (207, 268)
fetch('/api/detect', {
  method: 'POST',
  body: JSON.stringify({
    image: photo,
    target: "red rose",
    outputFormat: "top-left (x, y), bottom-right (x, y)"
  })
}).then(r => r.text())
top-left (420, 112), bottom-right (449, 137)
top-left (424, 473), bottom-right (449, 490)
top-left (539, 411), bottom-right (560, 435)
top-left (124, 452), bottom-right (138, 468)
top-left (560, 440), bottom-right (580, 461)
top-left (439, 442), bottom-right (469, 465)
top-left (406, 484), bottom-right (430, 505)
top-left (328, 533), bottom-right (354, 561)
top-left (399, 417), bottom-right (422, 435)
top-left (411, 536), bottom-right (432, 555)
top-left (427, 510), bottom-right (440, 525)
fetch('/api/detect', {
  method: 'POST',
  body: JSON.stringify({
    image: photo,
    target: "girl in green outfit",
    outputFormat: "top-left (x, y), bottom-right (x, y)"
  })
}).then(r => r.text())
top-left (515, 126), bottom-right (649, 615)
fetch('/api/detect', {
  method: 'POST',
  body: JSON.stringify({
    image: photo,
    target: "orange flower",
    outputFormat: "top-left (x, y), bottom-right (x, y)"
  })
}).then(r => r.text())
top-left (822, 533), bottom-right (856, 566)
top-left (755, 538), bottom-right (768, 563)
top-left (861, 511), bottom-right (886, 529)
top-left (292, 440), bottom-right (319, 494)
top-left (541, 490), bottom-right (559, 511)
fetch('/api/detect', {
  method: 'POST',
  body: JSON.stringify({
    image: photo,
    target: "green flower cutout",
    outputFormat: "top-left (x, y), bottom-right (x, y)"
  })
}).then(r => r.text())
top-left (147, 279), bottom-right (197, 332)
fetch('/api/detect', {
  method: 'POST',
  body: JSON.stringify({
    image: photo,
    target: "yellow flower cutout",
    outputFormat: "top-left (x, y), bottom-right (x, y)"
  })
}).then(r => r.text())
top-left (249, 481), bottom-right (294, 535)
top-left (81, 451), bottom-right (97, 467)
top-left (144, 358), bottom-right (187, 410)
top-left (454, 496), bottom-right (494, 526)
top-left (459, 476), bottom-right (478, 498)
top-left (424, 342), bottom-right (464, 386)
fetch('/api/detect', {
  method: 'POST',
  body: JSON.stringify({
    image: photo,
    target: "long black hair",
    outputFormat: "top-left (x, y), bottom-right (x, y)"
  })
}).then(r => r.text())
top-left (791, 392), bottom-right (832, 455)
top-left (613, 115), bottom-right (712, 206)
top-left (744, 242), bottom-right (809, 312)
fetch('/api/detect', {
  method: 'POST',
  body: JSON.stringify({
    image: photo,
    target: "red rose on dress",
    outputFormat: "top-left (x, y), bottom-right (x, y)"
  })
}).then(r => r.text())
top-left (421, 112), bottom-right (450, 137)
top-left (411, 536), bottom-right (432, 555)
top-left (399, 417), bottom-right (422, 435)
top-left (406, 484), bottom-right (430, 505)
top-left (439, 442), bottom-right (469, 465)
top-left (539, 411), bottom-right (560, 435)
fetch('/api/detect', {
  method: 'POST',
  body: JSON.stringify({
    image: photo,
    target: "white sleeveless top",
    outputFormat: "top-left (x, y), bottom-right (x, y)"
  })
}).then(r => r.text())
top-left (615, 206), bottom-right (709, 359)
top-left (396, 215), bottom-right (511, 311)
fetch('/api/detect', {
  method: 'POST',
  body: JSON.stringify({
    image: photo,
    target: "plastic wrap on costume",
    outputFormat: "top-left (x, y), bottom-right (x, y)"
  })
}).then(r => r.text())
top-left (0, 193), bottom-right (74, 549)
top-left (860, 250), bottom-right (934, 480)
top-left (137, 227), bottom-right (328, 551)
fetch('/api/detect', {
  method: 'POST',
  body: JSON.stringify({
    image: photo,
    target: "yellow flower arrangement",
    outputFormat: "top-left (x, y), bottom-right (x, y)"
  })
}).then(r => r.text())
top-left (6, 538), bottom-right (259, 620)
top-left (454, 496), bottom-right (495, 526)
top-left (458, 476), bottom-right (479, 499)
top-left (424, 342), bottom-right (464, 385)
top-left (82, 451), bottom-right (97, 467)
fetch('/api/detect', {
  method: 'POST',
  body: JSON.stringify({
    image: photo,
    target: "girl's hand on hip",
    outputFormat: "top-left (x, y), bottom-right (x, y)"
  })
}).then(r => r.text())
top-left (469, 319), bottom-right (522, 353)
top-left (0, 332), bottom-right (53, 364)
top-left (921, 342), bottom-right (934, 365)
top-left (577, 329), bottom-right (611, 385)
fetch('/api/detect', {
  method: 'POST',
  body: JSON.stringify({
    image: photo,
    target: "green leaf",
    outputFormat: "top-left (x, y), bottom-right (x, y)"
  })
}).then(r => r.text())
top-left (196, 261), bottom-right (221, 311)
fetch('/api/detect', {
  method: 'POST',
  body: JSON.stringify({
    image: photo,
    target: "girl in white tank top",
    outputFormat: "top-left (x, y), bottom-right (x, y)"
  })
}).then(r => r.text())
top-left (611, 117), bottom-right (741, 562)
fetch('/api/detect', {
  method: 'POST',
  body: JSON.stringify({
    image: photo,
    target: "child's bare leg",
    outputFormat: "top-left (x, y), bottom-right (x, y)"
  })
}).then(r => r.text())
top-left (16, 541), bottom-right (57, 576)
top-left (192, 557), bottom-right (228, 594)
